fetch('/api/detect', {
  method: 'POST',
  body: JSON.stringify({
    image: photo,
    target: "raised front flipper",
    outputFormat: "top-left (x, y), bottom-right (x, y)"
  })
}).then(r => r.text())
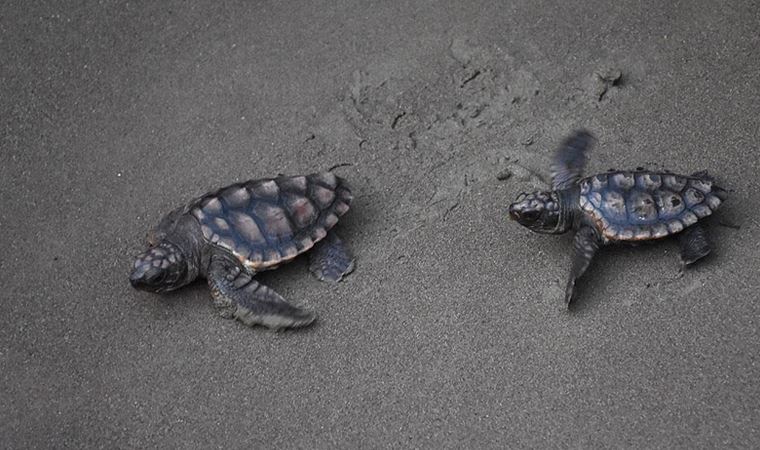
top-left (678, 224), bottom-right (711, 266)
top-left (207, 258), bottom-right (316, 330)
top-left (551, 130), bottom-right (594, 190)
top-left (308, 232), bottom-right (355, 282)
top-left (565, 226), bottom-right (602, 307)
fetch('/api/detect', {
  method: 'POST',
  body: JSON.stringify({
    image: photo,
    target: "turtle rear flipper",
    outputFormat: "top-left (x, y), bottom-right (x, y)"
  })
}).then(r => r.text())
top-left (679, 224), bottom-right (711, 266)
top-left (308, 232), bottom-right (355, 282)
top-left (691, 170), bottom-right (729, 201)
top-left (207, 259), bottom-right (315, 330)
top-left (551, 129), bottom-right (594, 190)
top-left (691, 170), bottom-right (714, 181)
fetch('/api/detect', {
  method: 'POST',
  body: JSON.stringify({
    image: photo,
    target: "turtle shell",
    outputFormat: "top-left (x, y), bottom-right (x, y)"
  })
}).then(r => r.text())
top-left (188, 172), bottom-right (352, 271)
top-left (578, 171), bottom-right (725, 241)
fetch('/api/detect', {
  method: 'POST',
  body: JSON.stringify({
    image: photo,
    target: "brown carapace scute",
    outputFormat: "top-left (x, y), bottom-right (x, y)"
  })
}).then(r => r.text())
top-left (191, 172), bottom-right (351, 270)
top-left (578, 170), bottom-right (725, 242)
top-left (130, 172), bottom-right (355, 330)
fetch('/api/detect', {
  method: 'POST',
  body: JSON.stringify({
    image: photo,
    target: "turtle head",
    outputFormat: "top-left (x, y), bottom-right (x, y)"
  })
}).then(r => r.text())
top-left (508, 191), bottom-right (567, 234)
top-left (131, 208), bottom-right (204, 293)
top-left (130, 241), bottom-right (191, 293)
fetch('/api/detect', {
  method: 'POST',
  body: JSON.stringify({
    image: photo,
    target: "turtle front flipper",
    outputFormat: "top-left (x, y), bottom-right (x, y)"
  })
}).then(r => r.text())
top-left (308, 232), bottom-right (355, 282)
top-left (550, 129), bottom-right (594, 190)
top-left (678, 224), bottom-right (711, 266)
top-left (565, 226), bottom-right (602, 307)
top-left (207, 258), bottom-right (316, 330)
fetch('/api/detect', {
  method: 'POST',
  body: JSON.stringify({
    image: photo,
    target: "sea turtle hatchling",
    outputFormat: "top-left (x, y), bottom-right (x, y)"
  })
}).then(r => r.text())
top-left (130, 172), bottom-right (354, 329)
top-left (509, 130), bottom-right (728, 306)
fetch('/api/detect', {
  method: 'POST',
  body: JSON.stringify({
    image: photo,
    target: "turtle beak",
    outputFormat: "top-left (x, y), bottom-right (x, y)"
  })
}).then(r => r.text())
top-left (129, 252), bottom-right (167, 291)
top-left (129, 270), bottom-right (142, 287)
top-left (508, 204), bottom-right (520, 221)
top-left (129, 263), bottom-right (161, 289)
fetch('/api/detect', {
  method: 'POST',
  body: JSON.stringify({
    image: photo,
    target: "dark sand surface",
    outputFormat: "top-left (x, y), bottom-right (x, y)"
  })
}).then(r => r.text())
top-left (2, 1), bottom-right (759, 447)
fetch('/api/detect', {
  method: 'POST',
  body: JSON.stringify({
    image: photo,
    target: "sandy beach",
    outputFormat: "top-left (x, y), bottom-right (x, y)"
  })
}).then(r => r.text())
top-left (2, 1), bottom-right (759, 447)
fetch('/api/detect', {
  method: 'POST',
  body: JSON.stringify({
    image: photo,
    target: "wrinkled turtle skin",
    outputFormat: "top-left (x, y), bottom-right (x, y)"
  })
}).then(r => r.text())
top-left (130, 172), bottom-right (355, 330)
top-left (509, 130), bottom-right (728, 307)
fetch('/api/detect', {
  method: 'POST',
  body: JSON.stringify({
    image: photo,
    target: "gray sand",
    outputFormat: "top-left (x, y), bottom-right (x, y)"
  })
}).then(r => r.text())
top-left (2, 1), bottom-right (759, 447)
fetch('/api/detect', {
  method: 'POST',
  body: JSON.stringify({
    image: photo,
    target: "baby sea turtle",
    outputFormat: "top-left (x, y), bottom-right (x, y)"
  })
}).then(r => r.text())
top-left (509, 130), bottom-right (727, 306)
top-left (130, 172), bottom-right (354, 329)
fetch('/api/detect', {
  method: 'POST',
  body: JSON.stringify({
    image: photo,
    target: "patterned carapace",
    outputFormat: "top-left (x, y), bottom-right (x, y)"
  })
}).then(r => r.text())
top-left (579, 171), bottom-right (724, 242)
top-left (189, 172), bottom-right (351, 270)
top-left (130, 171), bottom-right (355, 330)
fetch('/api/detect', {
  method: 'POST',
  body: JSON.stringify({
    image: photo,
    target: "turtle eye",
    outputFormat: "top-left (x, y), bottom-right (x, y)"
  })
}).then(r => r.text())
top-left (521, 210), bottom-right (541, 221)
top-left (148, 270), bottom-right (166, 284)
